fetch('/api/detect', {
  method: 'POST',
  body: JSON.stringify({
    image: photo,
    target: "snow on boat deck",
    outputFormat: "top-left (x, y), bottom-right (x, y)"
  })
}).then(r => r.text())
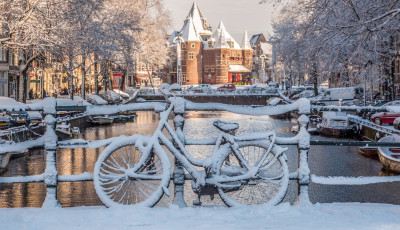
top-left (1, 203), bottom-right (400, 230)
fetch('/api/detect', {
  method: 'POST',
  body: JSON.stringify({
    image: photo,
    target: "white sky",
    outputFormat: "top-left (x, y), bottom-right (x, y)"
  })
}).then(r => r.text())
top-left (163, 0), bottom-right (277, 42)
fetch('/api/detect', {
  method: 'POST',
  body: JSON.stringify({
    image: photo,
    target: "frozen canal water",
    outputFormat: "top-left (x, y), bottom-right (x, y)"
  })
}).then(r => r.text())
top-left (0, 111), bottom-right (399, 208)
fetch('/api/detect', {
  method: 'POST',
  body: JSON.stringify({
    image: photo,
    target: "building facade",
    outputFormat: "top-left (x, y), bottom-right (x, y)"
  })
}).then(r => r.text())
top-left (168, 2), bottom-right (253, 85)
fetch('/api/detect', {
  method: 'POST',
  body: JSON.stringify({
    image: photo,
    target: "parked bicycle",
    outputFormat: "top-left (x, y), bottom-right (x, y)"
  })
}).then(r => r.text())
top-left (93, 99), bottom-right (289, 207)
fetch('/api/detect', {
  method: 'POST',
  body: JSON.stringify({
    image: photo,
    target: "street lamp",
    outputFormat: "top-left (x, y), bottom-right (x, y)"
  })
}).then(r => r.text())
top-left (260, 54), bottom-right (267, 83)
top-left (173, 34), bottom-right (185, 85)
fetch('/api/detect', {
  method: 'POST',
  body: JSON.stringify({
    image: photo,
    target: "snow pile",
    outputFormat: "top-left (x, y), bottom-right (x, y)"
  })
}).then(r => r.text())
top-left (26, 111), bottom-right (42, 119)
top-left (1, 203), bottom-right (400, 229)
top-left (385, 105), bottom-right (400, 113)
top-left (0, 96), bottom-right (26, 111)
top-left (73, 96), bottom-right (92, 106)
top-left (86, 94), bottom-right (107, 105)
top-left (113, 89), bottom-right (129, 98)
top-left (56, 99), bottom-right (78, 106)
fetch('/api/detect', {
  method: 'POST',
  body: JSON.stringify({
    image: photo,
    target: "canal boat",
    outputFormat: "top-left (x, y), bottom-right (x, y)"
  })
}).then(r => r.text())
top-left (6, 111), bottom-right (31, 126)
top-left (358, 147), bottom-right (378, 157)
top-left (56, 122), bottom-right (72, 139)
top-left (377, 135), bottom-right (400, 173)
top-left (0, 115), bottom-right (11, 129)
top-left (89, 115), bottom-right (114, 125)
top-left (317, 112), bottom-right (353, 137)
top-left (0, 152), bottom-right (12, 173)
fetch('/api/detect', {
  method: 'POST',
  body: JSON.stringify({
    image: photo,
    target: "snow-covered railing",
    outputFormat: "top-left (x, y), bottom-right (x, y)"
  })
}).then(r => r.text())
top-left (311, 105), bottom-right (390, 113)
top-left (0, 98), bottom-right (314, 208)
top-left (3, 97), bottom-right (400, 208)
top-left (137, 88), bottom-right (279, 96)
top-left (347, 115), bottom-right (400, 137)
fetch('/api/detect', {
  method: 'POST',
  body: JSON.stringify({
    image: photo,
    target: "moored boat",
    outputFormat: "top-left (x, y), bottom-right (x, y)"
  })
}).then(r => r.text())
top-left (317, 112), bottom-right (353, 137)
top-left (358, 147), bottom-right (378, 157)
top-left (90, 115), bottom-right (114, 125)
top-left (378, 135), bottom-right (400, 173)
top-left (56, 122), bottom-right (72, 139)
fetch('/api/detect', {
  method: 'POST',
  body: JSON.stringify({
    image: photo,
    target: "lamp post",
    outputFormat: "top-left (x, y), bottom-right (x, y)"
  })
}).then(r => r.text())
top-left (260, 54), bottom-right (267, 83)
top-left (173, 34), bottom-right (185, 85)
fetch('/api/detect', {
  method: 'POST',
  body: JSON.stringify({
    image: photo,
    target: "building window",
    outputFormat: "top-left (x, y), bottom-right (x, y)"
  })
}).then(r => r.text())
top-left (0, 71), bottom-right (8, 96)
top-left (205, 66), bottom-right (209, 73)
top-left (0, 45), bottom-right (6, 61)
top-left (182, 43), bottom-right (186, 48)
top-left (189, 53), bottom-right (194, 60)
top-left (182, 74), bottom-right (187, 82)
top-left (191, 43), bottom-right (195, 48)
top-left (211, 67), bottom-right (215, 73)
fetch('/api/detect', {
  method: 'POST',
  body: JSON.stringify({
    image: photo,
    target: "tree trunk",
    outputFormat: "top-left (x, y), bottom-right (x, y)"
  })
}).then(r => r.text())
top-left (94, 54), bottom-right (99, 95)
top-left (81, 56), bottom-right (86, 99)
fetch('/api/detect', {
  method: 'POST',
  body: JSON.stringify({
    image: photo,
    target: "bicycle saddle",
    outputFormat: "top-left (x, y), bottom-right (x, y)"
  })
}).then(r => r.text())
top-left (213, 119), bottom-right (239, 132)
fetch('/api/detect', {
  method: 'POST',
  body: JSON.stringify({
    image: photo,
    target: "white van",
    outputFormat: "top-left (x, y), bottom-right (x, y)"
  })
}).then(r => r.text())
top-left (313, 86), bottom-right (363, 106)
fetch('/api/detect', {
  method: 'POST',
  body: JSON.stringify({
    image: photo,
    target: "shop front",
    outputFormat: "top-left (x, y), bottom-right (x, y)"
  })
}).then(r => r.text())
top-left (228, 65), bottom-right (251, 85)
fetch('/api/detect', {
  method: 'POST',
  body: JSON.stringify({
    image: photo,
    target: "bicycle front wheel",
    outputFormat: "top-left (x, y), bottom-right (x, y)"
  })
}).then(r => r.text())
top-left (94, 136), bottom-right (171, 207)
top-left (216, 141), bottom-right (289, 207)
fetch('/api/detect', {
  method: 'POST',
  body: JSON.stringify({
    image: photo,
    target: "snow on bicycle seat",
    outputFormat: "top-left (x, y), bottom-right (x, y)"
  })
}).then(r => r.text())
top-left (213, 119), bottom-right (239, 132)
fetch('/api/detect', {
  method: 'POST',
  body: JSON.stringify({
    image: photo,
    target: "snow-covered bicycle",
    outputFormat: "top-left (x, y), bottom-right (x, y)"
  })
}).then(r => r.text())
top-left (93, 100), bottom-right (289, 207)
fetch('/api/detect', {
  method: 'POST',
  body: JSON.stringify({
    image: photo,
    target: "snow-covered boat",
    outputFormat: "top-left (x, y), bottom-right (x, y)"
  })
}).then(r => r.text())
top-left (377, 136), bottom-right (400, 173)
top-left (317, 112), bottom-right (353, 137)
top-left (56, 122), bottom-right (72, 139)
top-left (0, 152), bottom-right (12, 173)
top-left (358, 147), bottom-right (378, 157)
top-left (90, 116), bottom-right (114, 125)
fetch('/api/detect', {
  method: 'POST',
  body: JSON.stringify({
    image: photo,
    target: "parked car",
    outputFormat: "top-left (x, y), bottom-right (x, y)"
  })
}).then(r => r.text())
top-left (217, 83), bottom-right (236, 91)
top-left (370, 112), bottom-right (400, 125)
top-left (6, 110), bottom-right (31, 126)
top-left (366, 100), bottom-right (391, 119)
top-left (394, 117), bottom-right (400, 130)
top-left (192, 84), bottom-right (212, 93)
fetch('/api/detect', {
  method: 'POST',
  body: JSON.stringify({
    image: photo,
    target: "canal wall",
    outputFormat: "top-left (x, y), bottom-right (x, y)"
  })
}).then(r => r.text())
top-left (132, 94), bottom-right (277, 105)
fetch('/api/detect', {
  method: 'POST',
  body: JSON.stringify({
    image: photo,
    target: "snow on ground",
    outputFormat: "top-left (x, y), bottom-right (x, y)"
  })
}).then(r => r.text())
top-left (1, 203), bottom-right (400, 230)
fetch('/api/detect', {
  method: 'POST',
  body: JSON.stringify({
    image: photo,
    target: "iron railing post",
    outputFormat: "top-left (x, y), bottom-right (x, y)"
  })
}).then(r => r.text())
top-left (296, 114), bottom-right (312, 206)
top-left (172, 98), bottom-right (187, 207)
top-left (42, 114), bottom-right (60, 208)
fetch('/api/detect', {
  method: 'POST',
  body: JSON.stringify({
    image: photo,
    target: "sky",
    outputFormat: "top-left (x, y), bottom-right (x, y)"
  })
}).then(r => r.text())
top-left (163, 0), bottom-right (278, 42)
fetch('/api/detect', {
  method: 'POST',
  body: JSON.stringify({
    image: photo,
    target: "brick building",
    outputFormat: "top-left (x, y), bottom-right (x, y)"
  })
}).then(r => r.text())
top-left (168, 2), bottom-right (253, 85)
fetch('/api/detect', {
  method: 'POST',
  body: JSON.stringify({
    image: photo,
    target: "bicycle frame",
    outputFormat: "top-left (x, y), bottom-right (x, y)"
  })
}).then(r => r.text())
top-left (129, 102), bottom-right (280, 190)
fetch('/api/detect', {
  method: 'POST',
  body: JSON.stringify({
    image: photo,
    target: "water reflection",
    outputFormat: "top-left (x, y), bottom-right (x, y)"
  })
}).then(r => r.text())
top-left (1, 111), bottom-right (400, 208)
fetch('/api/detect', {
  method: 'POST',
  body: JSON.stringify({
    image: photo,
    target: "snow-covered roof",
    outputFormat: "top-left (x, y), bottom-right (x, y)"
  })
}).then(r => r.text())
top-left (208, 21), bottom-right (241, 49)
top-left (229, 65), bottom-right (251, 73)
top-left (250, 34), bottom-right (261, 47)
top-left (185, 1), bottom-right (212, 36)
top-left (180, 17), bottom-right (201, 42)
top-left (241, 30), bottom-right (252, 50)
top-left (168, 31), bottom-right (180, 45)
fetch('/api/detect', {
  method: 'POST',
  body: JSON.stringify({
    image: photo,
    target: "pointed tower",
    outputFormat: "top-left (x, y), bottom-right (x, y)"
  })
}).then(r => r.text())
top-left (186, 1), bottom-right (212, 40)
top-left (213, 22), bottom-right (230, 49)
top-left (241, 29), bottom-right (252, 50)
top-left (180, 17), bottom-right (201, 42)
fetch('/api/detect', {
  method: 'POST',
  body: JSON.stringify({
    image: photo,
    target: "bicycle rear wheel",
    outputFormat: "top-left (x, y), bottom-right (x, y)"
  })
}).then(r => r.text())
top-left (216, 141), bottom-right (289, 207)
top-left (94, 137), bottom-right (171, 207)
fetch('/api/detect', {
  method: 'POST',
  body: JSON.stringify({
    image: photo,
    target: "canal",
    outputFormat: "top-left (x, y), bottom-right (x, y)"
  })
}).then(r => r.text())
top-left (1, 111), bottom-right (399, 208)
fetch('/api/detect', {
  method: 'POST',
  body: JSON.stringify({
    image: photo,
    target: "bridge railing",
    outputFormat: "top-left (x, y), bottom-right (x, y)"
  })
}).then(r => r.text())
top-left (1, 98), bottom-right (400, 208)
